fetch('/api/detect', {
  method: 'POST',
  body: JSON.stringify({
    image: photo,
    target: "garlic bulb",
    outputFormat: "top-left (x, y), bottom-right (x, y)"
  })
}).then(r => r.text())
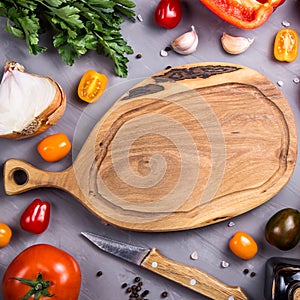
top-left (171, 26), bottom-right (198, 55)
top-left (0, 61), bottom-right (66, 139)
top-left (221, 32), bottom-right (254, 55)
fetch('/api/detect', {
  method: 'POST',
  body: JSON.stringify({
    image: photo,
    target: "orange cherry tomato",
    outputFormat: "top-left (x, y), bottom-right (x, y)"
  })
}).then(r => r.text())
top-left (37, 133), bottom-right (71, 162)
top-left (77, 70), bottom-right (108, 103)
top-left (229, 231), bottom-right (258, 260)
top-left (274, 28), bottom-right (298, 62)
top-left (0, 222), bottom-right (12, 248)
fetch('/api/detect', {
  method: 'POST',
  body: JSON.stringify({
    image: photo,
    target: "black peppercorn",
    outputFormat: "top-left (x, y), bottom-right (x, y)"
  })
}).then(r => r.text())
top-left (250, 271), bottom-right (256, 277)
top-left (243, 268), bottom-right (249, 275)
top-left (161, 291), bottom-right (168, 298)
top-left (141, 290), bottom-right (149, 297)
top-left (96, 271), bottom-right (103, 277)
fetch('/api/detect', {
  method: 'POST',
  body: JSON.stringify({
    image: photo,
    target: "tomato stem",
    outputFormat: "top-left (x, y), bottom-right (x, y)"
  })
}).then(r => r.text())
top-left (11, 272), bottom-right (53, 299)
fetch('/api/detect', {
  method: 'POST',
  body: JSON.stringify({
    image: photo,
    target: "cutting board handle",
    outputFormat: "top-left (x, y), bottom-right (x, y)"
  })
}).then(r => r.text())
top-left (3, 158), bottom-right (70, 195)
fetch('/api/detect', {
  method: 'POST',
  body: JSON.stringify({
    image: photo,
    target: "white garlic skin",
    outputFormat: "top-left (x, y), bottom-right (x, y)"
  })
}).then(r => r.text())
top-left (221, 32), bottom-right (254, 55)
top-left (172, 26), bottom-right (198, 55)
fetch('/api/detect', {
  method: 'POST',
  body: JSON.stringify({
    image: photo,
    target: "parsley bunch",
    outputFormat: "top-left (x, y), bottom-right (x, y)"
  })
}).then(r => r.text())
top-left (0, 0), bottom-right (136, 77)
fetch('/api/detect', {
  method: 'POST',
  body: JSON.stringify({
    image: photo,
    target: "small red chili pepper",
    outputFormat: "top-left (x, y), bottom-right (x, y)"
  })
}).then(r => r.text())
top-left (20, 199), bottom-right (50, 234)
top-left (154, 0), bottom-right (182, 29)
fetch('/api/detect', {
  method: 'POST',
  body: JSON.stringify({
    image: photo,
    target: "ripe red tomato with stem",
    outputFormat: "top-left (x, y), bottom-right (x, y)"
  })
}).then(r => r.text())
top-left (20, 199), bottom-right (51, 234)
top-left (2, 244), bottom-right (81, 300)
top-left (154, 0), bottom-right (182, 29)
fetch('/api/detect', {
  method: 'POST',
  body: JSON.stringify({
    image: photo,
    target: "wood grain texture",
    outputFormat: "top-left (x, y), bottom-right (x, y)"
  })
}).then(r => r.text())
top-left (141, 248), bottom-right (248, 300)
top-left (3, 62), bottom-right (298, 232)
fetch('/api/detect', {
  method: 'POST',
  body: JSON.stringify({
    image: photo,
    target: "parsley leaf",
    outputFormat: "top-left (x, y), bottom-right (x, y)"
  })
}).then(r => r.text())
top-left (0, 0), bottom-right (136, 77)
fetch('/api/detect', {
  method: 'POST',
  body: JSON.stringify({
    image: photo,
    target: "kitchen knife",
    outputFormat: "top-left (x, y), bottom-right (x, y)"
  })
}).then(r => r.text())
top-left (81, 232), bottom-right (248, 300)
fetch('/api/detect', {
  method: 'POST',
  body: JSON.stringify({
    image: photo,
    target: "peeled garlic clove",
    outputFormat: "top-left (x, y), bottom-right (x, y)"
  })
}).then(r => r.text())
top-left (221, 32), bottom-right (254, 55)
top-left (0, 61), bottom-right (66, 140)
top-left (171, 25), bottom-right (198, 55)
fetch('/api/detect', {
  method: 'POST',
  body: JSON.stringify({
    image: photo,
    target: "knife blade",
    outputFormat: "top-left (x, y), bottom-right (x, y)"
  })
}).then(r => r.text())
top-left (81, 232), bottom-right (248, 300)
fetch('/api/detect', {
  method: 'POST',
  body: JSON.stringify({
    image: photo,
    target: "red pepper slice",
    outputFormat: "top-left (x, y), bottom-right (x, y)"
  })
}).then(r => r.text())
top-left (199, 0), bottom-right (285, 29)
top-left (20, 199), bottom-right (50, 234)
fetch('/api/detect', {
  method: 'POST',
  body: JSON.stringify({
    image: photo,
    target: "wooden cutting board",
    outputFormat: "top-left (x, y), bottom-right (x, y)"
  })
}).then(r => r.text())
top-left (3, 62), bottom-right (298, 232)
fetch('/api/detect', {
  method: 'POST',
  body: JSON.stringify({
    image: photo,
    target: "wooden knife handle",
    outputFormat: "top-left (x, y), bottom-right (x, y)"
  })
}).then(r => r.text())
top-left (141, 248), bottom-right (248, 300)
top-left (3, 158), bottom-right (71, 195)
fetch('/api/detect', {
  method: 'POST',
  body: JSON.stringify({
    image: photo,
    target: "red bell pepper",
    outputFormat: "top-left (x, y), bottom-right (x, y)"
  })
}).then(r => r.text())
top-left (20, 199), bottom-right (50, 234)
top-left (199, 0), bottom-right (285, 29)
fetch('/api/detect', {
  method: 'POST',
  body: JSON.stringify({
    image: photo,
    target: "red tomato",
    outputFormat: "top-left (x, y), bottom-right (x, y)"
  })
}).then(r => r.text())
top-left (229, 231), bottom-right (258, 260)
top-left (2, 244), bottom-right (81, 300)
top-left (20, 199), bottom-right (51, 234)
top-left (0, 222), bottom-right (12, 248)
top-left (154, 0), bottom-right (182, 29)
top-left (37, 133), bottom-right (71, 162)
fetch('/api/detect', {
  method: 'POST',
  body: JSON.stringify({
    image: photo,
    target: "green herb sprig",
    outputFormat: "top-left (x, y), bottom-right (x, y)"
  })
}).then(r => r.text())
top-left (0, 0), bottom-right (136, 77)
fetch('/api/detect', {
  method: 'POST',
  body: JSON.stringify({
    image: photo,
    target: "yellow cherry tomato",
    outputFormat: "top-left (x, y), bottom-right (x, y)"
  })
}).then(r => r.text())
top-left (274, 28), bottom-right (298, 62)
top-left (0, 222), bottom-right (12, 248)
top-left (37, 133), bottom-right (71, 162)
top-left (77, 70), bottom-right (108, 103)
top-left (229, 231), bottom-right (258, 260)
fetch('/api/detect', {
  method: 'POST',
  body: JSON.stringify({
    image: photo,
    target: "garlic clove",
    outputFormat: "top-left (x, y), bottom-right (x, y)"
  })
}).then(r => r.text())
top-left (0, 61), bottom-right (66, 140)
top-left (221, 32), bottom-right (254, 55)
top-left (171, 25), bottom-right (198, 55)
